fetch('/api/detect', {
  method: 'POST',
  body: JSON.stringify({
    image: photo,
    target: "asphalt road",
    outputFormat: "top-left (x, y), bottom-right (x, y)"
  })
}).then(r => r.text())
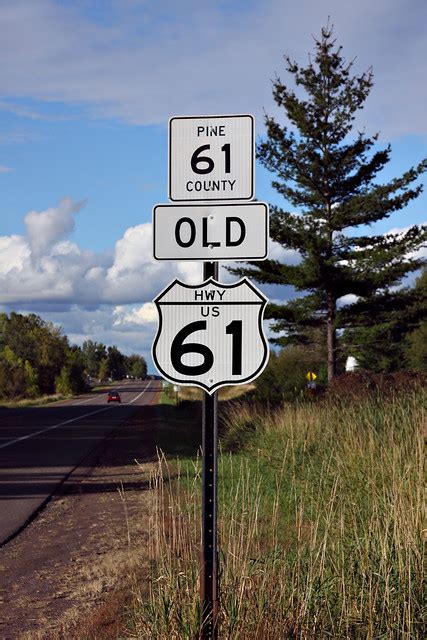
top-left (0, 379), bottom-right (160, 545)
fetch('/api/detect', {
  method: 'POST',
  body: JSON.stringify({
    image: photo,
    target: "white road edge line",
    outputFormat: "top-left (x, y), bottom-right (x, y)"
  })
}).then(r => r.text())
top-left (72, 396), bottom-right (100, 406)
top-left (126, 380), bottom-right (152, 404)
top-left (0, 381), bottom-right (152, 451)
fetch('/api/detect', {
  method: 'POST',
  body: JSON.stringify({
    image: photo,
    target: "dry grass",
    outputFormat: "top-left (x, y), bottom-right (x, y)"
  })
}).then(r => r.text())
top-left (172, 383), bottom-right (255, 403)
top-left (128, 390), bottom-right (425, 639)
top-left (0, 393), bottom-right (71, 408)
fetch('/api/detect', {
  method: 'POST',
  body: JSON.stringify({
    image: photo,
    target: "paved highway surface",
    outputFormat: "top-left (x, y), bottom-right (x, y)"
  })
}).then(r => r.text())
top-left (0, 379), bottom-right (160, 545)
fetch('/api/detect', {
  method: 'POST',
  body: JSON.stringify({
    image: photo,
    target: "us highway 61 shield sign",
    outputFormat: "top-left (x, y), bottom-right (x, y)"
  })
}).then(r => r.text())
top-left (152, 278), bottom-right (269, 393)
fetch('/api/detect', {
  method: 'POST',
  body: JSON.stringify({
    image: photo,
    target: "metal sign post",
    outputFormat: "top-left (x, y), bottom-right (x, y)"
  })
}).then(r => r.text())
top-left (200, 260), bottom-right (218, 640)
top-left (152, 113), bottom-right (269, 639)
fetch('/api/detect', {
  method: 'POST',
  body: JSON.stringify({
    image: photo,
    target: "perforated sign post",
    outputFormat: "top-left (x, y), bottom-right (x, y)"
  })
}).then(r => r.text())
top-left (152, 113), bottom-right (269, 639)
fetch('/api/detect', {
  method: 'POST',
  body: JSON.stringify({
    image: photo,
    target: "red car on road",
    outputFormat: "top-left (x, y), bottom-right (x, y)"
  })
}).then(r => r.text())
top-left (107, 390), bottom-right (121, 403)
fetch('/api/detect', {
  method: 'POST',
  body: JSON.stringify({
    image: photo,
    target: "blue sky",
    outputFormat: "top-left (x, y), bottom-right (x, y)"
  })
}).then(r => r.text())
top-left (0, 0), bottom-right (426, 370)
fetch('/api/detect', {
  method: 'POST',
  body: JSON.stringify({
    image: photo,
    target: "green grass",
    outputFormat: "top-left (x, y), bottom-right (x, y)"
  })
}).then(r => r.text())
top-left (160, 383), bottom-right (179, 406)
top-left (129, 390), bottom-right (425, 639)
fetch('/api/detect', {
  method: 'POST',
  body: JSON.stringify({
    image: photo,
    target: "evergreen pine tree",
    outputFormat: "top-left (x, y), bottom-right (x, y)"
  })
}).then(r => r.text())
top-left (230, 25), bottom-right (426, 380)
top-left (341, 268), bottom-right (426, 372)
top-left (404, 269), bottom-right (427, 372)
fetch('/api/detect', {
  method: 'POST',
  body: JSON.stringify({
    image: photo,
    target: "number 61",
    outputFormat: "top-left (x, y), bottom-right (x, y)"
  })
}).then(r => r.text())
top-left (191, 144), bottom-right (231, 175)
top-left (171, 320), bottom-right (242, 375)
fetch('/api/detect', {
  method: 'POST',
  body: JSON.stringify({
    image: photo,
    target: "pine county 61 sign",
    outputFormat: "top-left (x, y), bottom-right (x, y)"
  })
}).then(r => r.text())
top-left (152, 278), bottom-right (269, 393)
top-left (169, 114), bottom-right (254, 202)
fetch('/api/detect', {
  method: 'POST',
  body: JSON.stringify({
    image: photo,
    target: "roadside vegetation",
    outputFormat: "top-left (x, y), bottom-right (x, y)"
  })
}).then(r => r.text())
top-left (0, 392), bottom-right (70, 410)
top-left (129, 380), bottom-right (425, 639)
top-left (0, 311), bottom-right (147, 401)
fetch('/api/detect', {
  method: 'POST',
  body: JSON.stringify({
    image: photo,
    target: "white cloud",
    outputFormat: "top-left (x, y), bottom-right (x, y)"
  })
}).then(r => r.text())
top-left (0, 234), bottom-right (30, 274)
top-left (103, 223), bottom-right (202, 302)
top-left (385, 223), bottom-right (427, 261)
top-left (24, 196), bottom-right (85, 259)
top-left (217, 240), bottom-right (300, 285)
top-left (0, 1), bottom-right (425, 138)
top-left (176, 261), bottom-right (203, 284)
top-left (0, 100), bottom-right (71, 121)
top-left (338, 294), bottom-right (358, 307)
top-left (113, 302), bottom-right (158, 327)
top-left (268, 240), bottom-right (300, 264)
top-left (0, 198), bottom-right (202, 306)
top-left (0, 165), bottom-right (14, 173)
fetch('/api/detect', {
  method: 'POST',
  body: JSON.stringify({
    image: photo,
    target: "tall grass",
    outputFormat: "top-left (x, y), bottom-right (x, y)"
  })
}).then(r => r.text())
top-left (129, 391), bottom-right (425, 639)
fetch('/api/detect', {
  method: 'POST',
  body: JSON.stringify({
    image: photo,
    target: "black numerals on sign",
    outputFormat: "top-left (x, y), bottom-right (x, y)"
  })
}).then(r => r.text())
top-left (225, 320), bottom-right (242, 374)
top-left (190, 145), bottom-right (214, 175)
top-left (191, 144), bottom-right (231, 175)
top-left (171, 320), bottom-right (243, 376)
top-left (171, 321), bottom-right (214, 375)
top-left (221, 144), bottom-right (231, 173)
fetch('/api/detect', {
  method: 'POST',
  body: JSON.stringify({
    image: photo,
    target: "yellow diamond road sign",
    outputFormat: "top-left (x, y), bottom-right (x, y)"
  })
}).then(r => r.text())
top-left (306, 371), bottom-right (317, 381)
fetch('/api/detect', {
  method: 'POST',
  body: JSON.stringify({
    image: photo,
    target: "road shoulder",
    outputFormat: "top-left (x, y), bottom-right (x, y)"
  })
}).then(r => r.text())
top-left (0, 393), bottom-right (162, 639)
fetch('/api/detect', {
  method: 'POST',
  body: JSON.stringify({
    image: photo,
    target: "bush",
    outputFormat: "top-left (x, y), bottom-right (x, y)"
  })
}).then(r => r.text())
top-left (0, 355), bottom-right (39, 399)
top-left (24, 360), bottom-right (39, 397)
top-left (55, 367), bottom-right (72, 395)
top-left (220, 402), bottom-right (265, 452)
top-left (405, 321), bottom-right (427, 371)
top-left (326, 370), bottom-right (426, 401)
top-left (0, 360), bottom-right (27, 399)
top-left (55, 362), bottom-right (86, 395)
top-left (253, 346), bottom-right (326, 405)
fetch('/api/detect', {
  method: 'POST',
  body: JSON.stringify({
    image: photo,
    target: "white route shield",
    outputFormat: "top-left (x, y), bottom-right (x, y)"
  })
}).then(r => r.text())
top-left (152, 278), bottom-right (269, 393)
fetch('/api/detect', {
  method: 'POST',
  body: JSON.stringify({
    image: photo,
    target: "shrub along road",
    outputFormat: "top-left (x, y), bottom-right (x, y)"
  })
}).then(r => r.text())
top-left (0, 379), bottom-right (158, 545)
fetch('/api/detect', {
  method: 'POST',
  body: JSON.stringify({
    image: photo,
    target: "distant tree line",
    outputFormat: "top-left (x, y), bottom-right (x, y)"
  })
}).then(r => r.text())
top-left (80, 339), bottom-right (147, 382)
top-left (0, 312), bottom-right (147, 400)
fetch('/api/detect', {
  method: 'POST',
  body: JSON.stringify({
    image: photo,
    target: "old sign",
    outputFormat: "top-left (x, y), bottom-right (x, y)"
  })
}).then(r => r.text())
top-left (153, 201), bottom-right (268, 261)
top-left (152, 278), bottom-right (269, 393)
top-left (169, 114), bottom-right (254, 201)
